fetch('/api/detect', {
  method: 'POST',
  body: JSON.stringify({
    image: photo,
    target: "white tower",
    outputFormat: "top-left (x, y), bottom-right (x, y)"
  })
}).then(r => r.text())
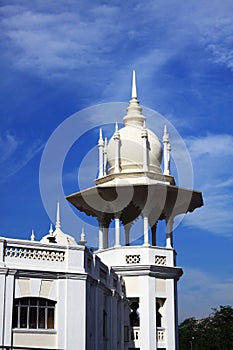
top-left (67, 71), bottom-right (203, 349)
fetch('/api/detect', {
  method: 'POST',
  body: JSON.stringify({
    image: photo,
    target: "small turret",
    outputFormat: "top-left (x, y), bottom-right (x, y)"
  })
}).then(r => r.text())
top-left (163, 125), bottom-right (171, 176)
top-left (30, 229), bottom-right (35, 241)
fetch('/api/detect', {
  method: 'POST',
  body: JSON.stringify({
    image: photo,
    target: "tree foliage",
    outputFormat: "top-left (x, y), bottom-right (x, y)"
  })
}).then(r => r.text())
top-left (179, 305), bottom-right (233, 350)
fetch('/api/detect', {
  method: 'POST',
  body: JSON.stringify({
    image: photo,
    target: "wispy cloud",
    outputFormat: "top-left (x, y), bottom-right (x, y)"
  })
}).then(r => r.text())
top-left (0, 132), bottom-right (18, 163)
top-left (0, 3), bottom-right (123, 76)
top-left (1, 0), bottom-right (233, 86)
top-left (0, 132), bottom-right (44, 183)
top-left (181, 134), bottom-right (233, 237)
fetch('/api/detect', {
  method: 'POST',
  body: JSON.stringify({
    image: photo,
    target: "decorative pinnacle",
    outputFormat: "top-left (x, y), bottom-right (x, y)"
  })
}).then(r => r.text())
top-left (55, 202), bottom-right (61, 229)
top-left (79, 227), bottom-right (87, 246)
top-left (123, 70), bottom-right (145, 127)
top-left (31, 229), bottom-right (35, 241)
top-left (131, 70), bottom-right (137, 99)
top-left (115, 121), bottom-right (118, 132)
top-left (163, 125), bottom-right (169, 143)
top-left (114, 121), bottom-right (120, 139)
top-left (49, 223), bottom-right (54, 236)
top-left (81, 227), bottom-right (85, 240)
top-left (104, 137), bottom-right (108, 149)
top-left (98, 128), bottom-right (104, 146)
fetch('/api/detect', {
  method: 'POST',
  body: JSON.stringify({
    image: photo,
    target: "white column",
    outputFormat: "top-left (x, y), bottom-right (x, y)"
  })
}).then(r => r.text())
top-left (57, 278), bottom-right (67, 350)
top-left (114, 216), bottom-right (121, 247)
top-left (0, 270), bottom-right (6, 346)
top-left (166, 217), bottom-right (174, 248)
top-left (142, 122), bottom-right (148, 172)
top-left (165, 279), bottom-right (177, 350)
top-left (65, 278), bottom-right (86, 350)
top-left (98, 128), bottom-right (104, 178)
top-left (140, 276), bottom-right (156, 349)
top-left (98, 223), bottom-right (104, 250)
top-left (3, 270), bottom-right (15, 346)
top-left (143, 216), bottom-right (149, 246)
top-left (114, 122), bottom-right (120, 173)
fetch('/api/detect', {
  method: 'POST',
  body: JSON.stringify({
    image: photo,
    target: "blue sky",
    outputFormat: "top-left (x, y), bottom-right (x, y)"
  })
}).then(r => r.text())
top-left (1, 0), bottom-right (233, 321)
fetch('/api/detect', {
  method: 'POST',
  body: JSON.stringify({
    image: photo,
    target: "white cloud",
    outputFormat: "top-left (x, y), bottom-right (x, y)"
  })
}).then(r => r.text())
top-left (0, 133), bottom-right (18, 163)
top-left (0, 132), bottom-right (44, 183)
top-left (1, 0), bottom-right (233, 85)
top-left (181, 134), bottom-right (233, 237)
top-left (179, 268), bottom-right (233, 321)
top-left (187, 134), bottom-right (233, 159)
top-left (0, 3), bottom-right (124, 76)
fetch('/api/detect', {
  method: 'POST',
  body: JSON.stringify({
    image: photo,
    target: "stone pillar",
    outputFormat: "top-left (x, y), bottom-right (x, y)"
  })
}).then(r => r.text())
top-left (143, 215), bottom-right (149, 246)
top-left (3, 270), bottom-right (16, 346)
top-left (0, 269), bottom-right (6, 346)
top-left (165, 279), bottom-right (177, 350)
top-left (166, 217), bottom-right (174, 248)
top-left (98, 222), bottom-right (104, 250)
top-left (114, 216), bottom-right (121, 247)
top-left (140, 275), bottom-right (156, 349)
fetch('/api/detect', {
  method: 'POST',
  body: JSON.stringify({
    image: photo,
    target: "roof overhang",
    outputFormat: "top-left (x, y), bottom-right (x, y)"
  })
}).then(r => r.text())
top-left (66, 183), bottom-right (203, 226)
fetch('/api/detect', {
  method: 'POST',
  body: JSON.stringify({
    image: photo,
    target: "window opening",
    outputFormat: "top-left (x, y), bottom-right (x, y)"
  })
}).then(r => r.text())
top-left (12, 297), bottom-right (56, 330)
top-left (128, 298), bottom-right (140, 327)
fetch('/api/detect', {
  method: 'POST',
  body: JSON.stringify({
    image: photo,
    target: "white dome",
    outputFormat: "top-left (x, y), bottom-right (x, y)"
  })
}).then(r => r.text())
top-left (107, 124), bottom-right (162, 174)
top-left (40, 203), bottom-right (78, 247)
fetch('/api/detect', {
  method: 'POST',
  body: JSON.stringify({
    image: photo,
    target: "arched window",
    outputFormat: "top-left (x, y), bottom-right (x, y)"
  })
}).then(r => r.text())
top-left (12, 297), bottom-right (56, 330)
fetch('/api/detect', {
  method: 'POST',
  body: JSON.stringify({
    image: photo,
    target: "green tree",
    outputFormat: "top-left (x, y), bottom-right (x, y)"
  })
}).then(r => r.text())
top-left (179, 305), bottom-right (233, 350)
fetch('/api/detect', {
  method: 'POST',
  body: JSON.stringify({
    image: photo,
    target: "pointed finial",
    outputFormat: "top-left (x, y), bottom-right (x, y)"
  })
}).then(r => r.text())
top-left (56, 202), bottom-right (61, 229)
top-left (31, 229), bottom-right (35, 241)
top-left (123, 70), bottom-right (145, 127)
top-left (163, 125), bottom-right (169, 143)
top-left (114, 121), bottom-right (120, 140)
top-left (104, 137), bottom-right (108, 148)
top-left (79, 227), bottom-right (87, 246)
top-left (49, 223), bottom-right (54, 236)
top-left (98, 128), bottom-right (104, 147)
top-left (131, 70), bottom-right (137, 99)
top-left (115, 121), bottom-right (118, 132)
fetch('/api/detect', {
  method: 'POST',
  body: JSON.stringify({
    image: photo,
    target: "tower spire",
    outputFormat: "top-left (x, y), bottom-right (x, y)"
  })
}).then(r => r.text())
top-left (56, 201), bottom-right (61, 229)
top-left (131, 70), bottom-right (137, 99)
top-left (123, 70), bottom-right (145, 127)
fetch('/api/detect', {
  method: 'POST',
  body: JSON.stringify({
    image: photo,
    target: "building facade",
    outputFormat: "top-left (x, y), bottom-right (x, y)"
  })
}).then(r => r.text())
top-left (0, 72), bottom-right (203, 350)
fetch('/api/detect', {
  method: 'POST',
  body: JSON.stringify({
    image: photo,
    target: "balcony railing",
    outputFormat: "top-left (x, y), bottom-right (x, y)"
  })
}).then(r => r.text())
top-left (0, 347), bottom-right (63, 350)
top-left (157, 327), bottom-right (166, 342)
top-left (130, 326), bottom-right (140, 341)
